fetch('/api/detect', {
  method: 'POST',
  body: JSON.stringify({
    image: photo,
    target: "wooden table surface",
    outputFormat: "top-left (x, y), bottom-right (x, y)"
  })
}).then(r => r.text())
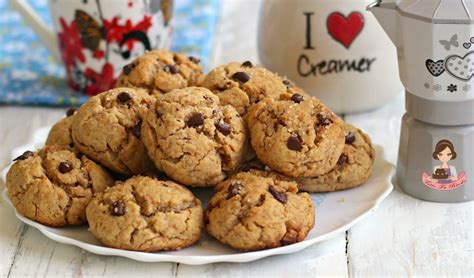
top-left (1, 1), bottom-right (472, 277)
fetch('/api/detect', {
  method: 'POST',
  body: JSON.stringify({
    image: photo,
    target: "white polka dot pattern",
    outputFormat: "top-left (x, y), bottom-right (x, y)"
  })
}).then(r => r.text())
top-left (445, 52), bottom-right (474, 81)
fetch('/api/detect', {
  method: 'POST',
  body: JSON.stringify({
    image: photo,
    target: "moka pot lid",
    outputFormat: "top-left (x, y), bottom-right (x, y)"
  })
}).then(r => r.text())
top-left (376, 0), bottom-right (474, 24)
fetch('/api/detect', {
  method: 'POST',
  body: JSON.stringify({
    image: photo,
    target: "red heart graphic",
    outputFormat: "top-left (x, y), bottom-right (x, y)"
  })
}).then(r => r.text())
top-left (327, 12), bottom-right (364, 49)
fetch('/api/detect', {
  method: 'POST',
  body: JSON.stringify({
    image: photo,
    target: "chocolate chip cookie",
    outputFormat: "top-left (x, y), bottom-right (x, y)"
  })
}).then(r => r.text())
top-left (116, 49), bottom-right (204, 96)
top-left (6, 146), bottom-right (114, 227)
top-left (86, 176), bottom-right (203, 252)
top-left (46, 108), bottom-right (79, 154)
top-left (206, 171), bottom-right (315, 251)
top-left (141, 87), bottom-right (248, 187)
top-left (246, 95), bottom-right (345, 177)
top-left (201, 61), bottom-right (298, 116)
top-left (296, 123), bottom-right (375, 192)
top-left (71, 87), bottom-right (156, 175)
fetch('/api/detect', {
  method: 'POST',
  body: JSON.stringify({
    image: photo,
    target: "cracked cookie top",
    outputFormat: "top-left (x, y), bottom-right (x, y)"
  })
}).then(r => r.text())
top-left (86, 175), bottom-right (203, 252)
top-left (115, 49), bottom-right (204, 96)
top-left (46, 108), bottom-right (80, 155)
top-left (141, 87), bottom-right (248, 187)
top-left (71, 87), bottom-right (156, 175)
top-left (206, 170), bottom-right (315, 251)
top-left (6, 146), bottom-right (114, 227)
top-left (201, 61), bottom-right (300, 116)
top-left (296, 123), bottom-right (375, 192)
top-left (246, 95), bottom-right (345, 177)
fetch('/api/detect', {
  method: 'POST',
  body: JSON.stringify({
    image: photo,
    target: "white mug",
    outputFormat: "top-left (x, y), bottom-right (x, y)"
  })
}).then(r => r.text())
top-left (258, 0), bottom-right (403, 113)
top-left (10, 0), bottom-right (173, 95)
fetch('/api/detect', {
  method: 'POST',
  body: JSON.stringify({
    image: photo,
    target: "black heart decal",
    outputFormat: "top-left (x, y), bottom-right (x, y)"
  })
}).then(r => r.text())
top-left (463, 42), bottom-right (471, 49)
top-left (425, 59), bottom-right (445, 77)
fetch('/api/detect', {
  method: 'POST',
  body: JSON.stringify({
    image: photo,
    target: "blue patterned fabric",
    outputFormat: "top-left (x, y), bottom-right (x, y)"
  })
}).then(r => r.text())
top-left (0, 0), bottom-right (221, 106)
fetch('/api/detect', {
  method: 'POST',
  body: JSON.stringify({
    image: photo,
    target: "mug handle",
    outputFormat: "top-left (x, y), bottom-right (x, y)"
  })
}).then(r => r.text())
top-left (9, 0), bottom-right (60, 61)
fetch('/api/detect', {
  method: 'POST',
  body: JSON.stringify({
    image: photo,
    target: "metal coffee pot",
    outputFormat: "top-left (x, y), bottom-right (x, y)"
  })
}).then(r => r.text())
top-left (369, 0), bottom-right (474, 202)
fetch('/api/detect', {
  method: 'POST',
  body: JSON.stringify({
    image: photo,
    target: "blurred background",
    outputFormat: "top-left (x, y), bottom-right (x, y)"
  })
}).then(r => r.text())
top-left (0, 0), bottom-right (233, 105)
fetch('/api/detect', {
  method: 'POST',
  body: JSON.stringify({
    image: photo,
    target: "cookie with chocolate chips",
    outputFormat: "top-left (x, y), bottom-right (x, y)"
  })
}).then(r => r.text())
top-left (246, 95), bottom-right (345, 177)
top-left (201, 61), bottom-right (300, 116)
top-left (86, 176), bottom-right (203, 252)
top-left (46, 108), bottom-right (80, 154)
top-left (296, 123), bottom-right (375, 192)
top-left (71, 87), bottom-right (156, 175)
top-left (206, 171), bottom-right (315, 251)
top-left (6, 146), bottom-right (114, 227)
top-left (115, 49), bottom-right (204, 96)
top-left (141, 87), bottom-right (249, 187)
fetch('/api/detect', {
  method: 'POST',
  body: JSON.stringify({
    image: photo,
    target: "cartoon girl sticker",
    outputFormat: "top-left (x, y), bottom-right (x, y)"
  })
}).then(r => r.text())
top-left (422, 139), bottom-right (467, 191)
top-left (431, 140), bottom-right (458, 182)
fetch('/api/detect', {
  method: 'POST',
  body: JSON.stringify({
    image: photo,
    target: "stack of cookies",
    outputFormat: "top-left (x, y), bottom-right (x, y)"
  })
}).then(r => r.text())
top-left (6, 49), bottom-right (374, 252)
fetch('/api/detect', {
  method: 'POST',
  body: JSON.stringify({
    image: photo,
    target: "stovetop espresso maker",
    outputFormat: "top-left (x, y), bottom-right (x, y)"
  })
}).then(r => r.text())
top-left (369, 0), bottom-right (474, 202)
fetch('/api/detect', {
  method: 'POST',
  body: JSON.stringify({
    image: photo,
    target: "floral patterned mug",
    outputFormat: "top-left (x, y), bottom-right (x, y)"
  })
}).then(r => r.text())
top-left (10, 0), bottom-right (173, 95)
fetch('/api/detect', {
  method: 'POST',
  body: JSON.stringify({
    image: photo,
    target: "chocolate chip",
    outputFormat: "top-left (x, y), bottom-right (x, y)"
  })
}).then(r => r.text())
top-left (110, 200), bottom-right (126, 216)
top-left (256, 194), bottom-right (266, 207)
top-left (203, 95), bottom-right (213, 102)
top-left (186, 112), bottom-right (204, 128)
top-left (58, 161), bottom-right (73, 173)
top-left (291, 93), bottom-right (304, 103)
top-left (345, 132), bottom-right (356, 144)
top-left (172, 54), bottom-right (179, 62)
top-left (242, 61), bottom-right (253, 68)
top-left (66, 108), bottom-right (77, 117)
top-left (282, 79), bottom-right (293, 88)
top-left (337, 154), bottom-right (348, 167)
top-left (122, 63), bottom-right (135, 75)
top-left (232, 72), bottom-right (250, 83)
top-left (188, 56), bottom-right (200, 64)
top-left (227, 183), bottom-right (242, 199)
top-left (287, 134), bottom-right (302, 151)
top-left (13, 151), bottom-right (34, 161)
top-left (269, 185), bottom-right (287, 204)
top-left (131, 122), bottom-right (141, 138)
top-left (316, 113), bottom-right (332, 127)
top-left (215, 122), bottom-right (231, 135)
top-left (281, 236), bottom-right (298, 246)
top-left (117, 92), bottom-right (132, 103)
top-left (164, 64), bottom-right (179, 74)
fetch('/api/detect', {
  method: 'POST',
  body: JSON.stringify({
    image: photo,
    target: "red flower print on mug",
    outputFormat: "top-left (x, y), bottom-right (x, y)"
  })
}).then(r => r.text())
top-left (12, 0), bottom-right (173, 96)
top-left (84, 63), bottom-right (116, 96)
top-left (104, 16), bottom-right (153, 54)
top-left (58, 17), bottom-right (85, 67)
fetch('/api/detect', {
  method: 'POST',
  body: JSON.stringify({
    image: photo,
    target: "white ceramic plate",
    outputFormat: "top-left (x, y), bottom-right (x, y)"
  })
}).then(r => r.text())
top-left (1, 127), bottom-right (394, 265)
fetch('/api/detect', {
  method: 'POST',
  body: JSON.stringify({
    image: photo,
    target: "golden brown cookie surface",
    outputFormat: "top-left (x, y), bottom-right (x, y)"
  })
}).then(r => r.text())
top-left (206, 171), bottom-right (315, 251)
top-left (141, 87), bottom-right (248, 187)
top-left (71, 87), bottom-right (156, 175)
top-left (246, 96), bottom-right (345, 177)
top-left (6, 146), bottom-right (114, 227)
top-left (116, 49), bottom-right (203, 96)
top-left (86, 176), bottom-right (203, 252)
top-left (201, 62), bottom-right (299, 116)
top-left (46, 108), bottom-right (79, 154)
top-left (296, 123), bottom-right (375, 192)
